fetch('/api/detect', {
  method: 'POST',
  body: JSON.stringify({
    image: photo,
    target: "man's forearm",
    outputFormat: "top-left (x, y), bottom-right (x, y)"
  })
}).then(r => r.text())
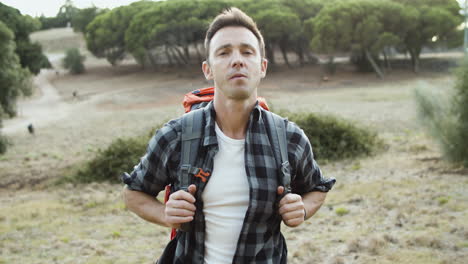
top-left (123, 186), bottom-right (169, 227)
top-left (302, 191), bottom-right (327, 220)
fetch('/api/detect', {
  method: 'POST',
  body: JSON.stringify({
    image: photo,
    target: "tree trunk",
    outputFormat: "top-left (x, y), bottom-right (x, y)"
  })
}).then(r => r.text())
top-left (409, 48), bottom-right (420, 73)
top-left (383, 49), bottom-right (392, 71)
top-left (169, 47), bottom-right (184, 66)
top-left (280, 44), bottom-right (291, 68)
top-left (195, 43), bottom-right (203, 65)
top-left (183, 44), bottom-right (190, 63)
top-left (365, 50), bottom-right (384, 79)
top-left (147, 51), bottom-right (158, 68)
top-left (165, 45), bottom-right (174, 66)
top-left (296, 42), bottom-right (305, 66)
top-left (266, 43), bottom-right (275, 65)
top-left (172, 46), bottom-right (188, 66)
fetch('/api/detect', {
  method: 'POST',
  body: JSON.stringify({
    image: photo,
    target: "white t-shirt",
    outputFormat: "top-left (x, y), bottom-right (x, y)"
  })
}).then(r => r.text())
top-left (202, 123), bottom-right (250, 264)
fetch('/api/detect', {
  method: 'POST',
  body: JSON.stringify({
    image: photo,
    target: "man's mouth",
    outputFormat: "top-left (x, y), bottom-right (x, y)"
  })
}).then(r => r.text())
top-left (229, 73), bottom-right (247, 80)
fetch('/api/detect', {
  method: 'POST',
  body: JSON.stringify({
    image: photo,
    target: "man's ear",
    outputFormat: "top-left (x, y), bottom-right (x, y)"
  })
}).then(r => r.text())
top-left (260, 58), bottom-right (268, 79)
top-left (202, 61), bottom-right (213, 80)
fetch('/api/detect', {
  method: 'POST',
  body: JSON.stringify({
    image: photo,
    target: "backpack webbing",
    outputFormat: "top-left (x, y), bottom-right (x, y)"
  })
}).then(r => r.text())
top-left (177, 108), bottom-right (205, 232)
top-left (265, 111), bottom-right (291, 195)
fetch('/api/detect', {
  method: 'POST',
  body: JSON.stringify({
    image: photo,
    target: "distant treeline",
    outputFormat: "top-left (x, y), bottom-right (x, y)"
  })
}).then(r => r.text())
top-left (77, 0), bottom-right (463, 77)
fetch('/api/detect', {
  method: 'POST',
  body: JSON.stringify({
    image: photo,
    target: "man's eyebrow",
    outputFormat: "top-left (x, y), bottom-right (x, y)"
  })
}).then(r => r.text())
top-left (239, 43), bottom-right (256, 50)
top-left (214, 44), bottom-right (232, 53)
top-left (214, 43), bottom-right (256, 53)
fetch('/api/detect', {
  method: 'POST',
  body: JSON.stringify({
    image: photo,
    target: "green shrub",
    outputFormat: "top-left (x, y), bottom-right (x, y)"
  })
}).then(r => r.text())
top-left (62, 48), bottom-right (85, 74)
top-left (415, 58), bottom-right (468, 167)
top-left (286, 112), bottom-right (382, 161)
top-left (0, 133), bottom-right (9, 155)
top-left (75, 136), bottom-right (149, 183)
top-left (335, 207), bottom-right (349, 216)
top-left (71, 123), bottom-right (165, 183)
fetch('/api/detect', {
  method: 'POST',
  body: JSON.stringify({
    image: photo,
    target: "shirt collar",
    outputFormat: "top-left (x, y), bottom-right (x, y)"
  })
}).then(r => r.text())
top-left (202, 101), bottom-right (263, 147)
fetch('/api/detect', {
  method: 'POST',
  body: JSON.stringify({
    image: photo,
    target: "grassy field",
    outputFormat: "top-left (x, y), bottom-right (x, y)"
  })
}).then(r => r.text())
top-left (0, 29), bottom-right (467, 263)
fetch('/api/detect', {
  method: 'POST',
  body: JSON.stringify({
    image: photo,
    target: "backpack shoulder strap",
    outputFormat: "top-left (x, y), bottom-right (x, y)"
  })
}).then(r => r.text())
top-left (179, 108), bottom-right (205, 190)
top-left (265, 111), bottom-right (292, 195)
top-left (176, 108), bottom-right (205, 233)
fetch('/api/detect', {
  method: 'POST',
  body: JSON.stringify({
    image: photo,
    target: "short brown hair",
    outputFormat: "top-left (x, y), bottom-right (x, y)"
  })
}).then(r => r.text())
top-left (204, 7), bottom-right (265, 61)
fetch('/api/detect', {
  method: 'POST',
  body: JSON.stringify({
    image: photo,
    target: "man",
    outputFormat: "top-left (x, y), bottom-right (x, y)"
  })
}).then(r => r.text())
top-left (122, 7), bottom-right (335, 264)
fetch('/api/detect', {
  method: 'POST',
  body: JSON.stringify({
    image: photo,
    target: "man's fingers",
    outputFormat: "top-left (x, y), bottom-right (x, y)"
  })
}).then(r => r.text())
top-left (187, 184), bottom-right (197, 196)
top-left (166, 206), bottom-right (195, 217)
top-left (166, 199), bottom-right (196, 212)
top-left (170, 189), bottom-right (196, 203)
top-left (278, 193), bottom-right (301, 207)
top-left (166, 215), bottom-right (194, 224)
top-left (284, 217), bottom-right (303, 227)
top-left (278, 202), bottom-right (303, 215)
top-left (280, 209), bottom-right (305, 221)
top-left (277, 186), bottom-right (284, 196)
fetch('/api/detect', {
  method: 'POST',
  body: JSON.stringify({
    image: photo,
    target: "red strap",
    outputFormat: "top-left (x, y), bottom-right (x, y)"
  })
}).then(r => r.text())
top-left (164, 185), bottom-right (177, 240)
top-left (183, 87), bottom-right (270, 113)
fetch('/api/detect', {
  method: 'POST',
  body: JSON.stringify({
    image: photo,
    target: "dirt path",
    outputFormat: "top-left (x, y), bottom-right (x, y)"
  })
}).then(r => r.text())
top-left (2, 69), bottom-right (72, 135)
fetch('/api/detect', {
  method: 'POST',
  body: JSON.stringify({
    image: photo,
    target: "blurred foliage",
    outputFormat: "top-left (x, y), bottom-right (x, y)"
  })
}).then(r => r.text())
top-left (0, 20), bottom-right (33, 154)
top-left (62, 48), bottom-right (85, 74)
top-left (71, 6), bottom-right (108, 33)
top-left (286, 111), bottom-right (383, 161)
top-left (310, 0), bottom-right (416, 78)
top-left (0, 21), bottom-right (33, 118)
top-left (86, 1), bottom-right (155, 65)
top-left (80, 0), bottom-right (463, 71)
top-left (392, 0), bottom-right (463, 72)
top-left (415, 59), bottom-right (468, 167)
top-left (38, 0), bottom-right (78, 30)
top-left (75, 137), bottom-right (149, 183)
top-left (0, 2), bottom-right (50, 75)
top-left (74, 124), bottom-right (165, 183)
top-left (0, 130), bottom-right (9, 155)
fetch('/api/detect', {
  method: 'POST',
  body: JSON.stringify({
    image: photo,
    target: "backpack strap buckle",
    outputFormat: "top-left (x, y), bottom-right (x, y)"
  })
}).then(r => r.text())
top-left (281, 161), bottom-right (291, 194)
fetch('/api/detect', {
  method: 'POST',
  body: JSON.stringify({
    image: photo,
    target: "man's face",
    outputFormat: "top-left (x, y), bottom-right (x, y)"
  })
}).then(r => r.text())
top-left (202, 26), bottom-right (267, 101)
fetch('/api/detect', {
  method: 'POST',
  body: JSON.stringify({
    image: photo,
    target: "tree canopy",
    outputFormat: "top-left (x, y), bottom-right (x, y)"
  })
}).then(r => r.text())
top-left (79, 0), bottom-right (463, 74)
top-left (0, 2), bottom-right (50, 75)
top-left (0, 21), bottom-right (32, 118)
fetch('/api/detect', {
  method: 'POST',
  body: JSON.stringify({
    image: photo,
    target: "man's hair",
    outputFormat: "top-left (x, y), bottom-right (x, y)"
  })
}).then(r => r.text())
top-left (204, 7), bottom-right (265, 61)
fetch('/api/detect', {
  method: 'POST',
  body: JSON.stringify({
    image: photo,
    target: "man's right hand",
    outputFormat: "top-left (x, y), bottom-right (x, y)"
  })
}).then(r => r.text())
top-left (164, 184), bottom-right (197, 229)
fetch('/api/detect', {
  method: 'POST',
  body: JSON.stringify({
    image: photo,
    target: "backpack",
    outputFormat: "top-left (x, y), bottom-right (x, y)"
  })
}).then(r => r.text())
top-left (165, 87), bottom-right (291, 239)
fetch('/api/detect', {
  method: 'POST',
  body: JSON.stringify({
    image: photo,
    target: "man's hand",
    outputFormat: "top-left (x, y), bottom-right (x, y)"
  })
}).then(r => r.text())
top-left (164, 184), bottom-right (197, 229)
top-left (277, 186), bottom-right (306, 227)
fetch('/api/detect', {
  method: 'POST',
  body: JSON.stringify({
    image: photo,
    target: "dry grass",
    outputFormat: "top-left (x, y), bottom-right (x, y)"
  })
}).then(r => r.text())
top-left (30, 28), bottom-right (86, 54)
top-left (1, 29), bottom-right (467, 263)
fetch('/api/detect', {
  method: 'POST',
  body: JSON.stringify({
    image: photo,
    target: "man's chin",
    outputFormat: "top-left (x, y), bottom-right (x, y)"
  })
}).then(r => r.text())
top-left (226, 89), bottom-right (252, 101)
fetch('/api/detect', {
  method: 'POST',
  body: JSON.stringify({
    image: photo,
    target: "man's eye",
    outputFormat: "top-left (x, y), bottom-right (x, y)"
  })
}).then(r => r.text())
top-left (219, 51), bottom-right (228, 56)
top-left (243, 51), bottom-right (253, 55)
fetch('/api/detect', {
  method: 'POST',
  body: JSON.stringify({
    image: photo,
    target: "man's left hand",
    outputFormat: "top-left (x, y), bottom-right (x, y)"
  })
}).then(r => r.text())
top-left (277, 186), bottom-right (305, 227)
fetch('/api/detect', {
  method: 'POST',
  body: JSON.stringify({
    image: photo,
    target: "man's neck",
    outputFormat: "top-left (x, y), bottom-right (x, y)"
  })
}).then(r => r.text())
top-left (213, 94), bottom-right (256, 140)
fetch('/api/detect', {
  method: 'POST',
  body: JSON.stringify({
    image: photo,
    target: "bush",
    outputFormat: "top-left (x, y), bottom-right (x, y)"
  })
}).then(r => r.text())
top-left (72, 123), bottom-right (165, 183)
top-left (415, 59), bottom-right (468, 167)
top-left (287, 112), bottom-right (382, 161)
top-left (62, 48), bottom-right (85, 74)
top-left (75, 137), bottom-right (149, 183)
top-left (0, 133), bottom-right (8, 155)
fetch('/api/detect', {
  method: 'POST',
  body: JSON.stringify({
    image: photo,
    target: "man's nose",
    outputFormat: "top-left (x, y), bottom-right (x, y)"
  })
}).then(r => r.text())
top-left (231, 51), bottom-right (244, 68)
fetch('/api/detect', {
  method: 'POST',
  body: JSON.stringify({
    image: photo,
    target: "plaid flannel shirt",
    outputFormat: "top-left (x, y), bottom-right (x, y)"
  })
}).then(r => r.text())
top-left (123, 101), bottom-right (335, 264)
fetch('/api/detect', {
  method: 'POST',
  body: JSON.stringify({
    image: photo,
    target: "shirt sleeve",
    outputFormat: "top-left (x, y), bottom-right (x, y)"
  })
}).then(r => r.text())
top-left (121, 120), bottom-right (180, 197)
top-left (287, 122), bottom-right (336, 195)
